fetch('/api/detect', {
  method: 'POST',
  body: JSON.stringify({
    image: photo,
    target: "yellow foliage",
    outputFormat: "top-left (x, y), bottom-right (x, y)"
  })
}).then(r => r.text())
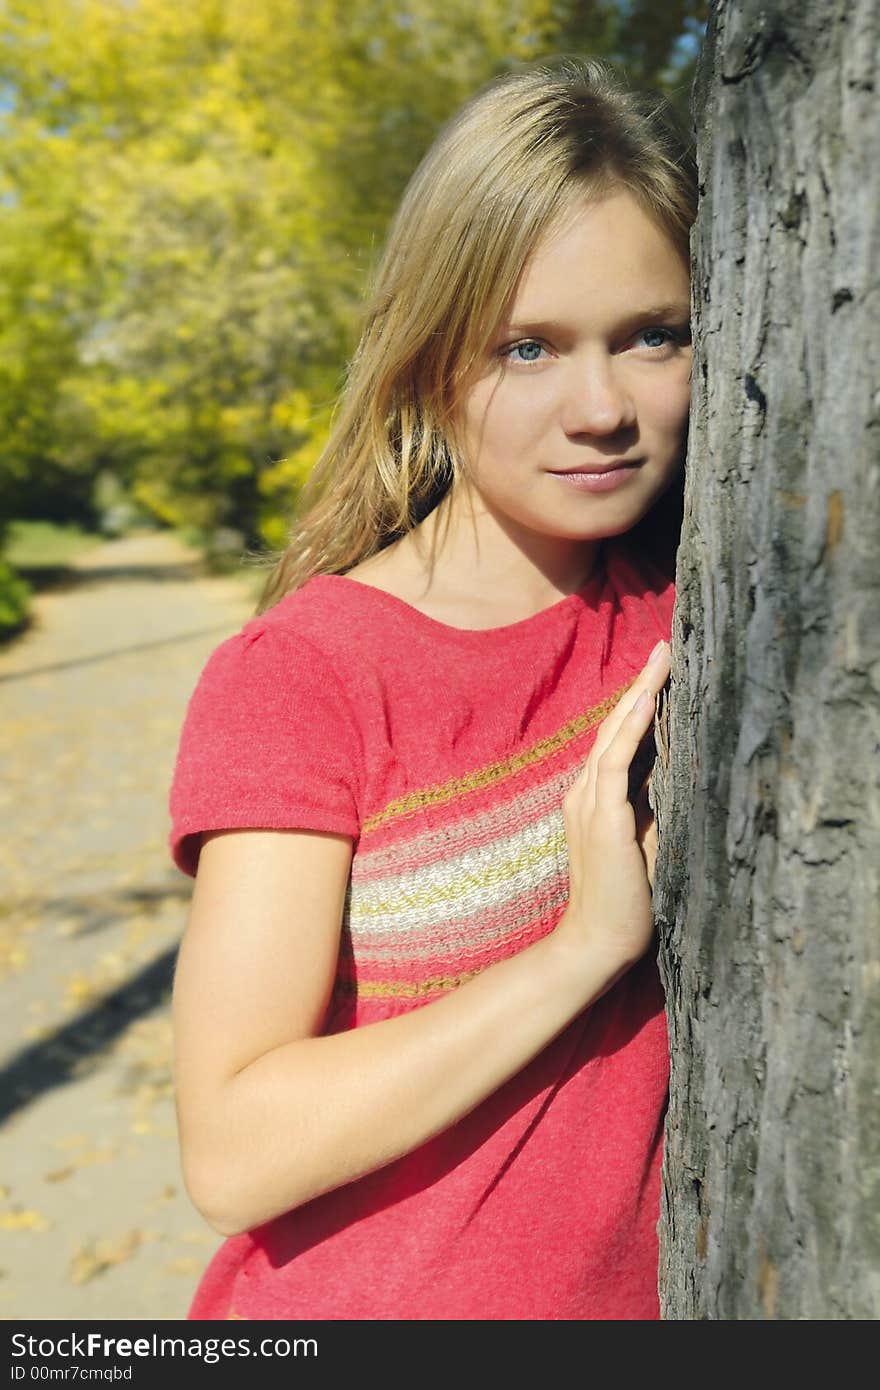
top-left (258, 514), bottom-right (290, 551)
top-left (131, 479), bottom-right (186, 528)
top-left (259, 429), bottom-right (327, 500)
top-left (270, 390), bottom-right (314, 434)
top-left (0, 0), bottom-right (697, 535)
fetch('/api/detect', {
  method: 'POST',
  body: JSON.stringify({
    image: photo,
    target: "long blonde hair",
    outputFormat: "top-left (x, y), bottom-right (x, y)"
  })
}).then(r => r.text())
top-left (256, 57), bottom-right (696, 613)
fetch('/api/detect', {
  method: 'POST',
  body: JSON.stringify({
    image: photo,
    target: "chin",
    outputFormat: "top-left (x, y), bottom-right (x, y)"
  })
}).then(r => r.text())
top-left (550, 496), bottom-right (664, 543)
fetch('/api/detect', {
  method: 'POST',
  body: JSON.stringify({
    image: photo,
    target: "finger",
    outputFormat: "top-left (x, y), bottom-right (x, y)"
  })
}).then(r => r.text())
top-left (590, 641), bottom-right (669, 756)
top-left (570, 642), bottom-right (669, 796)
top-left (593, 687), bottom-right (657, 815)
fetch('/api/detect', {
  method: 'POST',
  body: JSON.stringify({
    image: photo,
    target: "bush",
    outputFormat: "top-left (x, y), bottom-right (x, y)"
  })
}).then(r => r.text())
top-left (0, 558), bottom-right (32, 641)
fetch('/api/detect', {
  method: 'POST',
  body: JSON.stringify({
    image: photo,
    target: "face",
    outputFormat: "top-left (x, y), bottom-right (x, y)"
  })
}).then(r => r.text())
top-left (453, 188), bottom-right (692, 546)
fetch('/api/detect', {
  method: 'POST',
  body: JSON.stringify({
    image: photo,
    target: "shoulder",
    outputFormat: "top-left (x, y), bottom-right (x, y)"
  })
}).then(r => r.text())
top-left (249, 574), bottom-right (356, 650)
top-left (253, 565), bottom-right (410, 663)
top-left (183, 585), bottom-right (366, 737)
top-left (180, 574), bottom-right (379, 703)
top-left (169, 585), bottom-right (366, 878)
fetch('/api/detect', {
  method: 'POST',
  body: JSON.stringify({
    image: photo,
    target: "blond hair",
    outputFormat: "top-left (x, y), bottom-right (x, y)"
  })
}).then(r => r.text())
top-left (256, 57), bottom-right (696, 612)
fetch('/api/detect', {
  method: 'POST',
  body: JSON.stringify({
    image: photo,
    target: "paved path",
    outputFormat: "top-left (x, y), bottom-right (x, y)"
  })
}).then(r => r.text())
top-left (0, 532), bottom-right (258, 1320)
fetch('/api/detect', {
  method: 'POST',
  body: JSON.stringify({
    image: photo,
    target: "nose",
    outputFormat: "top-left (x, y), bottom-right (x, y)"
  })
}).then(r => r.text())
top-left (560, 352), bottom-right (637, 437)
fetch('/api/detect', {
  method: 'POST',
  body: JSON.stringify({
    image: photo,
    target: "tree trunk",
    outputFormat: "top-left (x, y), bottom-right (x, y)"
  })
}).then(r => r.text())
top-left (652, 0), bottom-right (880, 1318)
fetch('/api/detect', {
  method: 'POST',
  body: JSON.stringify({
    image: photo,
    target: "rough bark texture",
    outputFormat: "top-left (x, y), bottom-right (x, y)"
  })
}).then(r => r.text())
top-left (652, 0), bottom-right (880, 1318)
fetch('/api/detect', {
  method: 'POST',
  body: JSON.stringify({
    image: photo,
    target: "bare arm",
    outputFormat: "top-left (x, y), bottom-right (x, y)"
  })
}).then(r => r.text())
top-left (173, 644), bottom-right (670, 1236)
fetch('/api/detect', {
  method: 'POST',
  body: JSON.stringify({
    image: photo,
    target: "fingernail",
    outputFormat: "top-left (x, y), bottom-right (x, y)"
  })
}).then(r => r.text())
top-left (648, 640), bottom-right (667, 664)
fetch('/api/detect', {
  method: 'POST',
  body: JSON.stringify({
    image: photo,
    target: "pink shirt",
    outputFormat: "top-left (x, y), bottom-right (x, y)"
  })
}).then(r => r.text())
top-left (169, 535), bottom-right (674, 1320)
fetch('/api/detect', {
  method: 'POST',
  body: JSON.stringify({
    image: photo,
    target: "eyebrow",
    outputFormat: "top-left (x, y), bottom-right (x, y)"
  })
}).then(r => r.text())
top-left (500, 303), bottom-right (691, 335)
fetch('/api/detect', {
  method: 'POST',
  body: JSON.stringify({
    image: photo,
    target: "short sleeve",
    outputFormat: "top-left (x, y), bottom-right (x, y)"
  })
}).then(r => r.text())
top-left (168, 623), bottom-right (363, 877)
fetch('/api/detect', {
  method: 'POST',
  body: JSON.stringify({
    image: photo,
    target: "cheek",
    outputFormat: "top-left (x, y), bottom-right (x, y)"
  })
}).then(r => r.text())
top-left (643, 372), bottom-right (691, 437)
top-left (462, 377), bottom-right (548, 459)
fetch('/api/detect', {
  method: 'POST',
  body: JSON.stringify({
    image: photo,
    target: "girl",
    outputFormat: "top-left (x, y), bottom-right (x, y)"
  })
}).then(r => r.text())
top-left (169, 57), bottom-right (694, 1321)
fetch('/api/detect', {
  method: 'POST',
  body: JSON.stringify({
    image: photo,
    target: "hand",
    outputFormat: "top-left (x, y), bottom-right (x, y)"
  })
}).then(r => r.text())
top-left (555, 641), bottom-right (670, 970)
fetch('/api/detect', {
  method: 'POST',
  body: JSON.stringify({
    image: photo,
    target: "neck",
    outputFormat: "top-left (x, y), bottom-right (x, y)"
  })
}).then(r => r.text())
top-left (406, 479), bottom-right (601, 611)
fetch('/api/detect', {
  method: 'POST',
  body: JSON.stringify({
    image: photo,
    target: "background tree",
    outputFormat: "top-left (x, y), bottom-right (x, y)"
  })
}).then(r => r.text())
top-left (653, 0), bottom-right (879, 1318)
top-left (0, 0), bottom-right (705, 564)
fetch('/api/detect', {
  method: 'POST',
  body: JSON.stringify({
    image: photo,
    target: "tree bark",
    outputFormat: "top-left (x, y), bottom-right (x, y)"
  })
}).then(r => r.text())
top-left (652, 0), bottom-right (880, 1318)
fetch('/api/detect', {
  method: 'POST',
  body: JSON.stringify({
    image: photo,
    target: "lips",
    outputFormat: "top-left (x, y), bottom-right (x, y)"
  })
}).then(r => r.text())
top-left (550, 466), bottom-right (639, 494)
top-left (549, 459), bottom-right (641, 476)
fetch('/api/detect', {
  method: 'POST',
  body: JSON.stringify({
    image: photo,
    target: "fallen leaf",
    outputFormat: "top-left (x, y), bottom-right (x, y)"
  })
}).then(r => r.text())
top-left (68, 1249), bottom-right (106, 1286)
top-left (65, 973), bottom-right (97, 1006)
top-left (68, 1230), bottom-right (144, 1285)
top-left (0, 1209), bottom-right (50, 1232)
top-left (44, 1167), bottom-right (74, 1184)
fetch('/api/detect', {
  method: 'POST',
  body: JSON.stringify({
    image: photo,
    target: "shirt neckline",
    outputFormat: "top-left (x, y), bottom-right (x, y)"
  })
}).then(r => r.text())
top-left (310, 542), bottom-right (610, 642)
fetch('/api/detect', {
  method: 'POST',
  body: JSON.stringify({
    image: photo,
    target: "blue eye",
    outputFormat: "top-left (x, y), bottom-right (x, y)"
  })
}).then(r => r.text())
top-left (641, 328), bottom-right (671, 348)
top-left (504, 339), bottom-right (546, 363)
top-left (637, 326), bottom-right (689, 351)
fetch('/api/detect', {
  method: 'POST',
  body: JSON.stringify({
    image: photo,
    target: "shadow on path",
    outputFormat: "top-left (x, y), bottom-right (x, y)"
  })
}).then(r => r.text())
top-left (14, 557), bottom-right (205, 596)
top-left (0, 624), bottom-right (238, 684)
top-left (13, 882), bottom-right (192, 939)
top-left (0, 948), bottom-right (178, 1124)
top-left (70, 562), bottom-right (205, 587)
